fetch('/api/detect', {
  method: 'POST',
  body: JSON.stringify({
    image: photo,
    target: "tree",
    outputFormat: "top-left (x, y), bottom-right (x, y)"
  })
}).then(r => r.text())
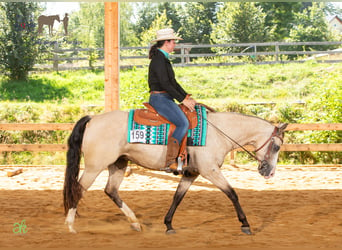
top-left (133, 2), bottom-right (182, 46)
top-left (288, 2), bottom-right (338, 51)
top-left (132, 2), bottom-right (219, 47)
top-left (256, 2), bottom-right (302, 41)
top-left (68, 3), bottom-right (104, 48)
top-left (179, 2), bottom-right (219, 44)
top-left (320, 2), bottom-right (342, 17)
top-left (211, 2), bottom-right (268, 52)
top-left (158, 2), bottom-right (182, 33)
top-left (140, 10), bottom-right (172, 46)
top-left (120, 3), bottom-right (139, 47)
top-left (134, 2), bottom-right (159, 36)
top-left (0, 2), bottom-right (40, 80)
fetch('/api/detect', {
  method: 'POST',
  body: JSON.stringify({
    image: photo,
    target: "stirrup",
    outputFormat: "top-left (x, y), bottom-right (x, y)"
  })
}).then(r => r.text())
top-left (161, 157), bottom-right (185, 175)
top-left (177, 157), bottom-right (184, 172)
top-left (170, 157), bottom-right (184, 175)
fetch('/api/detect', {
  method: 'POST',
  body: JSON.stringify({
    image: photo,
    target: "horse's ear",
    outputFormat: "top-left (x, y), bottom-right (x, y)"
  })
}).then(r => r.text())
top-left (278, 123), bottom-right (288, 132)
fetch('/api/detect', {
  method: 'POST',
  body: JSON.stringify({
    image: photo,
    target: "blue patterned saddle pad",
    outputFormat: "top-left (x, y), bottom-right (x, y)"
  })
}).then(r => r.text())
top-left (127, 105), bottom-right (207, 146)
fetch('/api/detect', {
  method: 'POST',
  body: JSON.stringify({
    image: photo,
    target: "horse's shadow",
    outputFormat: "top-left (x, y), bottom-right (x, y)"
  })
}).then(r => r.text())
top-left (129, 166), bottom-right (309, 235)
top-left (130, 166), bottom-right (278, 234)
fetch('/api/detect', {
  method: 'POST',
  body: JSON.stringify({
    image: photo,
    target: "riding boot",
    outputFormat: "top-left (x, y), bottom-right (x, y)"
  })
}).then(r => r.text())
top-left (166, 137), bottom-right (180, 172)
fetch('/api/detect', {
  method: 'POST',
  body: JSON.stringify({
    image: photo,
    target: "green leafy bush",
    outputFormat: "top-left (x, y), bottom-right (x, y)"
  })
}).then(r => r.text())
top-left (0, 2), bottom-right (40, 80)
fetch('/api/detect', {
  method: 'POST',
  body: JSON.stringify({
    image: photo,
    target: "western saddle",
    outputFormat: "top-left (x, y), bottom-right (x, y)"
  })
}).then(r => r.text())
top-left (133, 102), bottom-right (199, 167)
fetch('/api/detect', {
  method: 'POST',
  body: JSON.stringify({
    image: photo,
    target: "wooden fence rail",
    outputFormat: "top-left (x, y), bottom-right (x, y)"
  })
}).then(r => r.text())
top-left (33, 41), bottom-right (342, 71)
top-left (0, 123), bottom-right (341, 153)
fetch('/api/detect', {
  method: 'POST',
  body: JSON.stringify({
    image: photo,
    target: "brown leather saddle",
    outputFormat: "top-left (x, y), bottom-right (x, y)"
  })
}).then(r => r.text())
top-left (134, 102), bottom-right (198, 128)
top-left (133, 102), bottom-right (199, 161)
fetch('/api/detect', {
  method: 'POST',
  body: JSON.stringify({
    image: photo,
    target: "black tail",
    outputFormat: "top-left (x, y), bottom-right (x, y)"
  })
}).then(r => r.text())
top-left (63, 115), bottom-right (92, 214)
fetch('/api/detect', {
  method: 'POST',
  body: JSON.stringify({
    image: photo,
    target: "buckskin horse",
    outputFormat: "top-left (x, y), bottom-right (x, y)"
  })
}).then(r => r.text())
top-left (63, 105), bottom-right (287, 235)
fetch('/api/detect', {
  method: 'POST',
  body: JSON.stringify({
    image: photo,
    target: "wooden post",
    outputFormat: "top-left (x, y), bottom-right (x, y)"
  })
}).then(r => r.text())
top-left (53, 42), bottom-right (59, 72)
top-left (275, 44), bottom-right (280, 62)
top-left (104, 2), bottom-right (120, 112)
top-left (253, 45), bottom-right (257, 60)
top-left (180, 43), bottom-right (185, 66)
top-left (230, 151), bottom-right (235, 165)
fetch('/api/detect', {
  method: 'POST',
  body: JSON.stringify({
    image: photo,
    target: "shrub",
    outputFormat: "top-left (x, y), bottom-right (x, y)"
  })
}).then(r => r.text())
top-left (0, 2), bottom-right (40, 80)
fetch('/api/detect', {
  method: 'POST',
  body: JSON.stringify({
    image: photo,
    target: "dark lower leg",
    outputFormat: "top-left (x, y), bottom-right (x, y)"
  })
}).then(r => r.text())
top-left (105, 188), bottom-right (123, 208)
top-left (224, 187), bottom-right (251, 234)
top-left (164, 175), bottom-right (198, 233)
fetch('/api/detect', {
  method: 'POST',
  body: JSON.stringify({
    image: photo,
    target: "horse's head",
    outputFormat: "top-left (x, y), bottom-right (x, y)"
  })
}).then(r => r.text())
top-left (55, 15), bottom-right (60, 22)
top-left (255, 123), bottom-right (287, 179)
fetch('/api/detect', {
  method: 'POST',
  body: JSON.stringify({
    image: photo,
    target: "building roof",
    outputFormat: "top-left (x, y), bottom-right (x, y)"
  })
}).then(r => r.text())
top-left (329, 15), bottom-right (342, 24)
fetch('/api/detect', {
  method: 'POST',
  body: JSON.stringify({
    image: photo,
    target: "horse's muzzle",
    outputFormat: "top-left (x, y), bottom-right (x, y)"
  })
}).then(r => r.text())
top-left (258, 160), bottom-right (274, 178)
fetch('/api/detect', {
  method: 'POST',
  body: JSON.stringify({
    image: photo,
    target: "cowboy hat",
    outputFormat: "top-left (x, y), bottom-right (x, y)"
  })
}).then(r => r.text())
top-left (151, 28), bottom-right (183, 43)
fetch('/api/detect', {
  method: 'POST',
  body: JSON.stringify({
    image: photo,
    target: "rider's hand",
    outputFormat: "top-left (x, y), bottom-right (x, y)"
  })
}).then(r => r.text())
top-left (182, 95), bottom-right (196, 112)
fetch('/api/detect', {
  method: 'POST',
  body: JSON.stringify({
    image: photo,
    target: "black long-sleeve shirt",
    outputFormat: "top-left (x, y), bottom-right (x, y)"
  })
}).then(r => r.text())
top-left (148, 50), bottom-right (188, 103)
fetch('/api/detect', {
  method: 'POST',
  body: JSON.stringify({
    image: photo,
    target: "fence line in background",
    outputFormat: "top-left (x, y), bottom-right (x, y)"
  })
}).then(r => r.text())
top-left (33, 41), bottom-right (342, 71)
top-left (1, 124), bottom-right (341, 158)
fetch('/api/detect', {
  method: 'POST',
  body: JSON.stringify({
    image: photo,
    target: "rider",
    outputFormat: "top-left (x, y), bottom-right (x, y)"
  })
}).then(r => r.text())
top-left (148, 28), bottom-right (197, 173)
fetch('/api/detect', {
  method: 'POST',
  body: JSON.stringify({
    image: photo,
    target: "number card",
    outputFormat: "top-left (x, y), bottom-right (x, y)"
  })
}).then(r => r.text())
top-left (130, 129), bottom-right (147, 143)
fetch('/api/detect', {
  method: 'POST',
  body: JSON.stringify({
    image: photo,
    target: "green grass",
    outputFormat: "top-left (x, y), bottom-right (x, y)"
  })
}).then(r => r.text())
top-left (1, 61), bottom-right (340, 109)
top-left (176, 62), bottom-right (334, 103)
top-left (0, 70), bottom-right (105, 104)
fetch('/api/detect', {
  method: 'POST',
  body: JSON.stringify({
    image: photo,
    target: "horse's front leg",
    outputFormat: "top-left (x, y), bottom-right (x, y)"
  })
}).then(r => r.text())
top-left (201, 167), bottom-right (252, 235)
top-left (164, 174), bottom-right (198, 234)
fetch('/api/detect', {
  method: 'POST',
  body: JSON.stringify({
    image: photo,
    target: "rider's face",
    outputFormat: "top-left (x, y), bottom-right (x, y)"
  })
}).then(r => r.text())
top-left (164, 40), bottom-right (177, 53)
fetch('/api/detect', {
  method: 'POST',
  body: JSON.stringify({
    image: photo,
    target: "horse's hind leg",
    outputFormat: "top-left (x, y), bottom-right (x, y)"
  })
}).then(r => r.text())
top-left (65, 166), bottom-right (103, 233)
top-left (201, 167), bottom-right (252, 235)
top-left (104, 158), bottom-right (141, 232)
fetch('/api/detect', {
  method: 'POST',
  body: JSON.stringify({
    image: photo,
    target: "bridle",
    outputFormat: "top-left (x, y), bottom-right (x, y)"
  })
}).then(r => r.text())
top-left (254, 127), bottom-right (284, 162)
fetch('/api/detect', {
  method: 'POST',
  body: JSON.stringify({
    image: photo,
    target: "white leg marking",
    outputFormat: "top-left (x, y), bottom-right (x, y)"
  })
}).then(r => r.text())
top-left (65, 208), bottom-right (77, 233)
top-left (120, 202), bottom-right (141, 231)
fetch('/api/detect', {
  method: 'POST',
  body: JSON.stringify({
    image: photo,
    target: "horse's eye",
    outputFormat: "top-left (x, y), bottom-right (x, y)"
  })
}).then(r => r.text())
top-left (272, 144), bottom-right (280, 152)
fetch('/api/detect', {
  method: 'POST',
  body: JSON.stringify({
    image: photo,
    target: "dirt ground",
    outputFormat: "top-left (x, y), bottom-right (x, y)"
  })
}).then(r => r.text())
top-left (1, 164), bottom-right (342, 248)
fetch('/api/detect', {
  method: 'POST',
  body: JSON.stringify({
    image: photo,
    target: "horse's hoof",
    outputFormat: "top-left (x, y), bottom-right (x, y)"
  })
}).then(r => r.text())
top-left (166, 229), bottom-right (176, 235)
top-left (67, 225), bottom-right (77, 234)
top-left (241, 226), bottom-right (252, 235)
top-left (65, 221), bottom-right (77, 234)
top-left (131, 222), bottom-right (142, 232)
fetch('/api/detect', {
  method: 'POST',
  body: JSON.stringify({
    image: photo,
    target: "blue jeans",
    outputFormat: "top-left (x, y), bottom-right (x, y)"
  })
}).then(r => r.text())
top-left (149, 93), bottom-right (189, 144)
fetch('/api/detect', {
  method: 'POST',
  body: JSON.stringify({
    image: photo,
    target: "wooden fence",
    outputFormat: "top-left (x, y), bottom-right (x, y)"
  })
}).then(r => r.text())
top-left (33, 41), bottom-right (342, 71)
top-left (1, 123), bottom-right (341, 161)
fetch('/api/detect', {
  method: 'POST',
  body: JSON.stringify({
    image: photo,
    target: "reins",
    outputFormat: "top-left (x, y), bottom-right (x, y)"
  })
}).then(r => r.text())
top-left (197, 103), bottom-right (279, 163)
top-left (204, 116), bottom-right (261, 162)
